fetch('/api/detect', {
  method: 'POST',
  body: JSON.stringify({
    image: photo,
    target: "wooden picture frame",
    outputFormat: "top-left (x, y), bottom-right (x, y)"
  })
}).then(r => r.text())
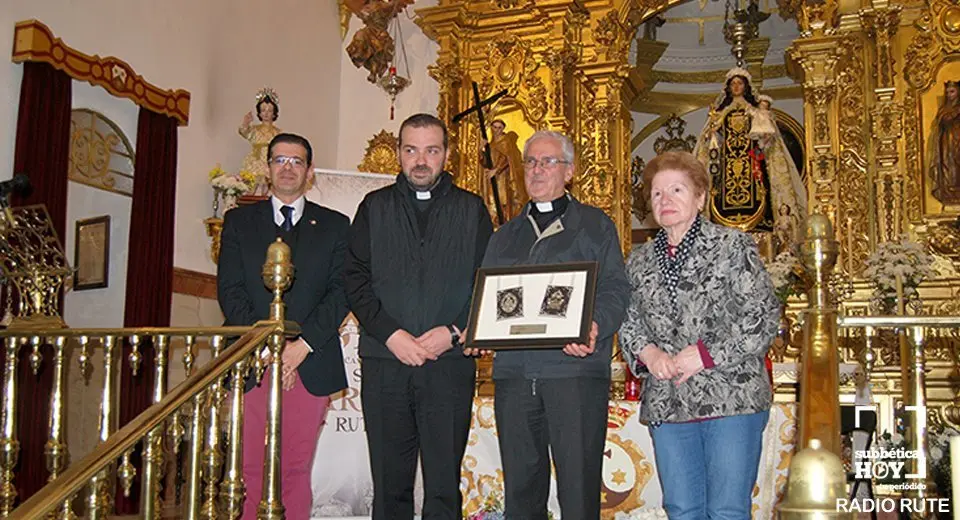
top-left (74, 215), bottom-right (110, 290)
top-left (465, 261), bottom-right (598, 350)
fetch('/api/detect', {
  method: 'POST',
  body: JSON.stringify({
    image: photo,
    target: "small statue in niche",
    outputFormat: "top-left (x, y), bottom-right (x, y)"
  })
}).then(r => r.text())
top-left (343, 0), bottom-right (414, 83)
top-left (238, 88), bottom-right (282, 196)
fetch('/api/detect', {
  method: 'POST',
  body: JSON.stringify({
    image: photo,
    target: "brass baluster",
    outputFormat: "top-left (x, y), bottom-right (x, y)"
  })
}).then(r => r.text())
top-left (183, 390), bottom-right (205, 520)
top-left (863, 325), bottom-right (876, 373)
top-left (258, 330), bottom-right (285, 520)
top-left (219, 354), bottom-right (248, 519)
top-left (200, 336), bottom-right (225, 519)
top-left (0, 336), bottom-right (21, 517)
top-left (86, 335), bottom-right (117, 520)
top-left (905, 325), bottom-right (930, 503)
top-left (140, 335), bottom-right (169, 520)
top-left (28, 335), bottom-right (41, 375)
top-left (129, 334), bottom-right (142, 377)
top-left (45, 336), bottom-right (76, 519)
top-left (169, 335), bottom-right (195, 454)
top-left (76, 336), bottom-right (91, 382)
top-left (183, 335), bottom-right (196, 377)
top-left (117, 450), bottom-right (136, 498)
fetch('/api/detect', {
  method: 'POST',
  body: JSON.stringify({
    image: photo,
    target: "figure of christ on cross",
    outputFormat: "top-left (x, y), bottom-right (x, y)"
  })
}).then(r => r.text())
top-left (453, 82), bottom-right (510, 225)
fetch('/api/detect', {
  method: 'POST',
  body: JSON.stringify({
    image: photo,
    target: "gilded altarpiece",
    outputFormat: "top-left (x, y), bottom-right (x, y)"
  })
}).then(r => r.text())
top-left (416, 0), bottom-right (687, 255)
top-left (782, 0), bottom-right (960, 439)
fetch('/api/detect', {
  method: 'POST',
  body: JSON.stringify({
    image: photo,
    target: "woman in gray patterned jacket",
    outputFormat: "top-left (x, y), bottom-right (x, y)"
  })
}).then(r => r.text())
top-left (620, 151), bottom-right (780, 520)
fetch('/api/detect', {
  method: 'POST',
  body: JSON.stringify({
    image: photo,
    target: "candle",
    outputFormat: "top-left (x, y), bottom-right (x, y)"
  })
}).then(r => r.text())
top-left (951, 436), bottom-right (960, 520)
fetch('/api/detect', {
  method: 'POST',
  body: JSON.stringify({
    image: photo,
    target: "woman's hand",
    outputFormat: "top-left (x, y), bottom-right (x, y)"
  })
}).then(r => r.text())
top-left (673, 344), bottom-right (705, 384)
top-left (639, 344), bottom-right (678, 381)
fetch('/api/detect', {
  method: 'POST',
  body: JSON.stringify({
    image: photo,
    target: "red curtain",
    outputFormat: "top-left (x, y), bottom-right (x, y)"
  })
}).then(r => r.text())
top-left (113, 107), bottom-right (178, 514)
top-left (1, 61), bottom-right (72, 504)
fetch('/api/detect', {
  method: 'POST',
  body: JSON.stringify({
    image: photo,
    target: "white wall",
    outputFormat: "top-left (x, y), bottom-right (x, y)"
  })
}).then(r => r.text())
top-left (61, 82), bottom-right (137, 328)
top-left (0, 0), bottom-right (343, 275)
top-left (336, 1), bottom-right (439, 171)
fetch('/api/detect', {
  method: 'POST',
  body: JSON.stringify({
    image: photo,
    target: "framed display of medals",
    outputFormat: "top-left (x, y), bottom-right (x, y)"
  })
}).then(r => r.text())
top-left (465, 262), bottom-right (598, 350)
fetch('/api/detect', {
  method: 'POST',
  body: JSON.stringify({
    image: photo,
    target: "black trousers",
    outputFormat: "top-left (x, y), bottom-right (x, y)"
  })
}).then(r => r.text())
top-left (361, 356), bottom-right (476, 520)
top-left (494, 377), bottom-right (610, 520)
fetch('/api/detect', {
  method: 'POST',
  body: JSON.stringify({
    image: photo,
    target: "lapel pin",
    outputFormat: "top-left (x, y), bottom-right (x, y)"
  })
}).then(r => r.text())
top-left (310, 219), bottom-right (317, 225)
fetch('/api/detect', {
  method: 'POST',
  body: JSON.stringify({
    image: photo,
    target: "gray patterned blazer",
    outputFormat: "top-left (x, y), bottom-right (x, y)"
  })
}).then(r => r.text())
top-left (620, 220), bottom-right (780, 424)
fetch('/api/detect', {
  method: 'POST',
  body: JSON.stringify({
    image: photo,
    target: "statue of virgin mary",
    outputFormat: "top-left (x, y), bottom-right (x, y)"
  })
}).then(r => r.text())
top-left (694, 67), bottom-right (807, 252)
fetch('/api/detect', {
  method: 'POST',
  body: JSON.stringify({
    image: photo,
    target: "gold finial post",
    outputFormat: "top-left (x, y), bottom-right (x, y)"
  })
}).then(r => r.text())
top-left (0, 336), bottom-right (20, 516)
top-left (798, 215), bottom-right (842, 456)
top-left (258, 238), bottom-right (292, 520)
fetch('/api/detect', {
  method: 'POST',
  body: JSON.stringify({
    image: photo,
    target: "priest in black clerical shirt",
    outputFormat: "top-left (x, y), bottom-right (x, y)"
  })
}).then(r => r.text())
top-left (344, 113), bottom-right (493, 520)
top-left (469, 130), bottom-right (630, 520)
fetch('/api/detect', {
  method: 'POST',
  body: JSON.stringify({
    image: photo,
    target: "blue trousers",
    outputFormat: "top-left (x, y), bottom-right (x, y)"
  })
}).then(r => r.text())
top-left (650, 410), bottom-right (769, 520)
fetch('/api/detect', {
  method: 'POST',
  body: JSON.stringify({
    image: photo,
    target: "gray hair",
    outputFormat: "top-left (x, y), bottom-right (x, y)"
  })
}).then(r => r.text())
top-left (523, 131), bottom-right (575, 164)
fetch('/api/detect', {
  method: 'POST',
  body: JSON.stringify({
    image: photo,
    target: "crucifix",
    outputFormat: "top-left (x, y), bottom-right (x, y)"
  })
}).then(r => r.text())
top-left (452, 81), bottom-right (509, 225)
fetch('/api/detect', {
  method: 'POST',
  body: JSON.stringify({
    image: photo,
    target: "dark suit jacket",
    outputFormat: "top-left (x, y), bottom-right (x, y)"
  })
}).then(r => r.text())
top-left (217, 199), bottom-right (350, 396)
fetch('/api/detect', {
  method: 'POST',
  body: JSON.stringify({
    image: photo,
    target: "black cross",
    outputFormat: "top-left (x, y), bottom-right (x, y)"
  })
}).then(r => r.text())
top-left (453, 82), bottom-right (509, 224)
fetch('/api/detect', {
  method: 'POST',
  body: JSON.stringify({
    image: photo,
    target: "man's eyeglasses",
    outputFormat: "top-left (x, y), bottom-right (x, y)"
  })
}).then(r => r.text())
top-left (523, 156), bottom-right (570, 170)
top-left (270, 156), bottom-right (306, 168)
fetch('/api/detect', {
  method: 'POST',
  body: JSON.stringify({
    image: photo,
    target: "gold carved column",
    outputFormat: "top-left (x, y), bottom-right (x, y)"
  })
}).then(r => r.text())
top-left (787, 0), bottom-right (877, 276)
top-left (861, 2), bottom-right (904, 243)
top-left (416, 1), bottom-right (665, 252)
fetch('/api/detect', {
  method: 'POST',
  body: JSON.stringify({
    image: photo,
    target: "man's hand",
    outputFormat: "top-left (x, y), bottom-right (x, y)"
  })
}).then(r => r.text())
top-left (562, 322), bottom-right (598, 357)
top-left (672, 344), bottom-right (705, 385)
top-left (281, 338), bottom-right (310, 391)
top-left (416, 326), bottom-right (454, 357)
top-left (639, 344), bottom-right (679, 381)
top-left (386, 329), bottom-right (436, 366)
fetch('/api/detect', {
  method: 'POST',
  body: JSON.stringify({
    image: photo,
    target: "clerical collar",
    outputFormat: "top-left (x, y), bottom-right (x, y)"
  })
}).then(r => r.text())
top-left (530, 194), bottom-right (569, 215)
top-left (406, 174), bottom-right (444, 200)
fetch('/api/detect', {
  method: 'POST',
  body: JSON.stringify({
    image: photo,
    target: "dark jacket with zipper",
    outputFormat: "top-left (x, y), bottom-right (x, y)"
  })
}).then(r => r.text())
top-left (344, 172), bottom-right (493, 360)
top-left (482, 196), bottom-right (630, 380)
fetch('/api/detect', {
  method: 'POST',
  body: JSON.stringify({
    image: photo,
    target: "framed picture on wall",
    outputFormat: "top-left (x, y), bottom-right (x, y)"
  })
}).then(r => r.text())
top-left (74, 215), bottom-right (110, 291)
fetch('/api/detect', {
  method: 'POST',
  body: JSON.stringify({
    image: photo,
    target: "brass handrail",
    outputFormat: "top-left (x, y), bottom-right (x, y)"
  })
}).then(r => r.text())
top-left (7, 324), bottom-right (277, 519)
top-left (0, 326), bottom-right (256, 338)
top-left (838, 316), bottom-right (960, 328)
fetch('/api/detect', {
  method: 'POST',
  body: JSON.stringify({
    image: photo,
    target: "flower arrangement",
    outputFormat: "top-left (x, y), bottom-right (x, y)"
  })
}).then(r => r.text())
top-left (467, 492), bottom-right (505, 520)
top-left (467, 492), bottom-right (556, 520)
top-left (861, 236), bottom-right (935, 313)
top-left (208, 164), bottom-right (255, 216)
top-left (211, 174), bottom-right (250, 196)
top-left (764, 250), bottom-right (805, 305)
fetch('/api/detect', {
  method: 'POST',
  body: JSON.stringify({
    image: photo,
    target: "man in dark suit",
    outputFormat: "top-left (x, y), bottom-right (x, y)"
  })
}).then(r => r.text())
top-left (217, 132), bottom-right (349, 520)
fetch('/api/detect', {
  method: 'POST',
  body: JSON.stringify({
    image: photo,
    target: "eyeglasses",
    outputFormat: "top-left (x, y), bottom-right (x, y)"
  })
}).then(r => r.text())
top-left (270, 156), bottom-right (306, 168)
top-left (523, 156), bottom-right (570, 170)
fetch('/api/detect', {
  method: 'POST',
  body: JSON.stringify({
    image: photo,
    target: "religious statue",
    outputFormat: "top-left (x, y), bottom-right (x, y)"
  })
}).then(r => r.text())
top-left (343, 0), bottom-right (413, 83)
top-left (694, 68), bottom-right (807, 252)
top-left (931, 80), bottom-right (960, 205)
top-left (238, 88), bottom-right (282, 196)
top-left (481, 119), bottom-right (527, 221)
